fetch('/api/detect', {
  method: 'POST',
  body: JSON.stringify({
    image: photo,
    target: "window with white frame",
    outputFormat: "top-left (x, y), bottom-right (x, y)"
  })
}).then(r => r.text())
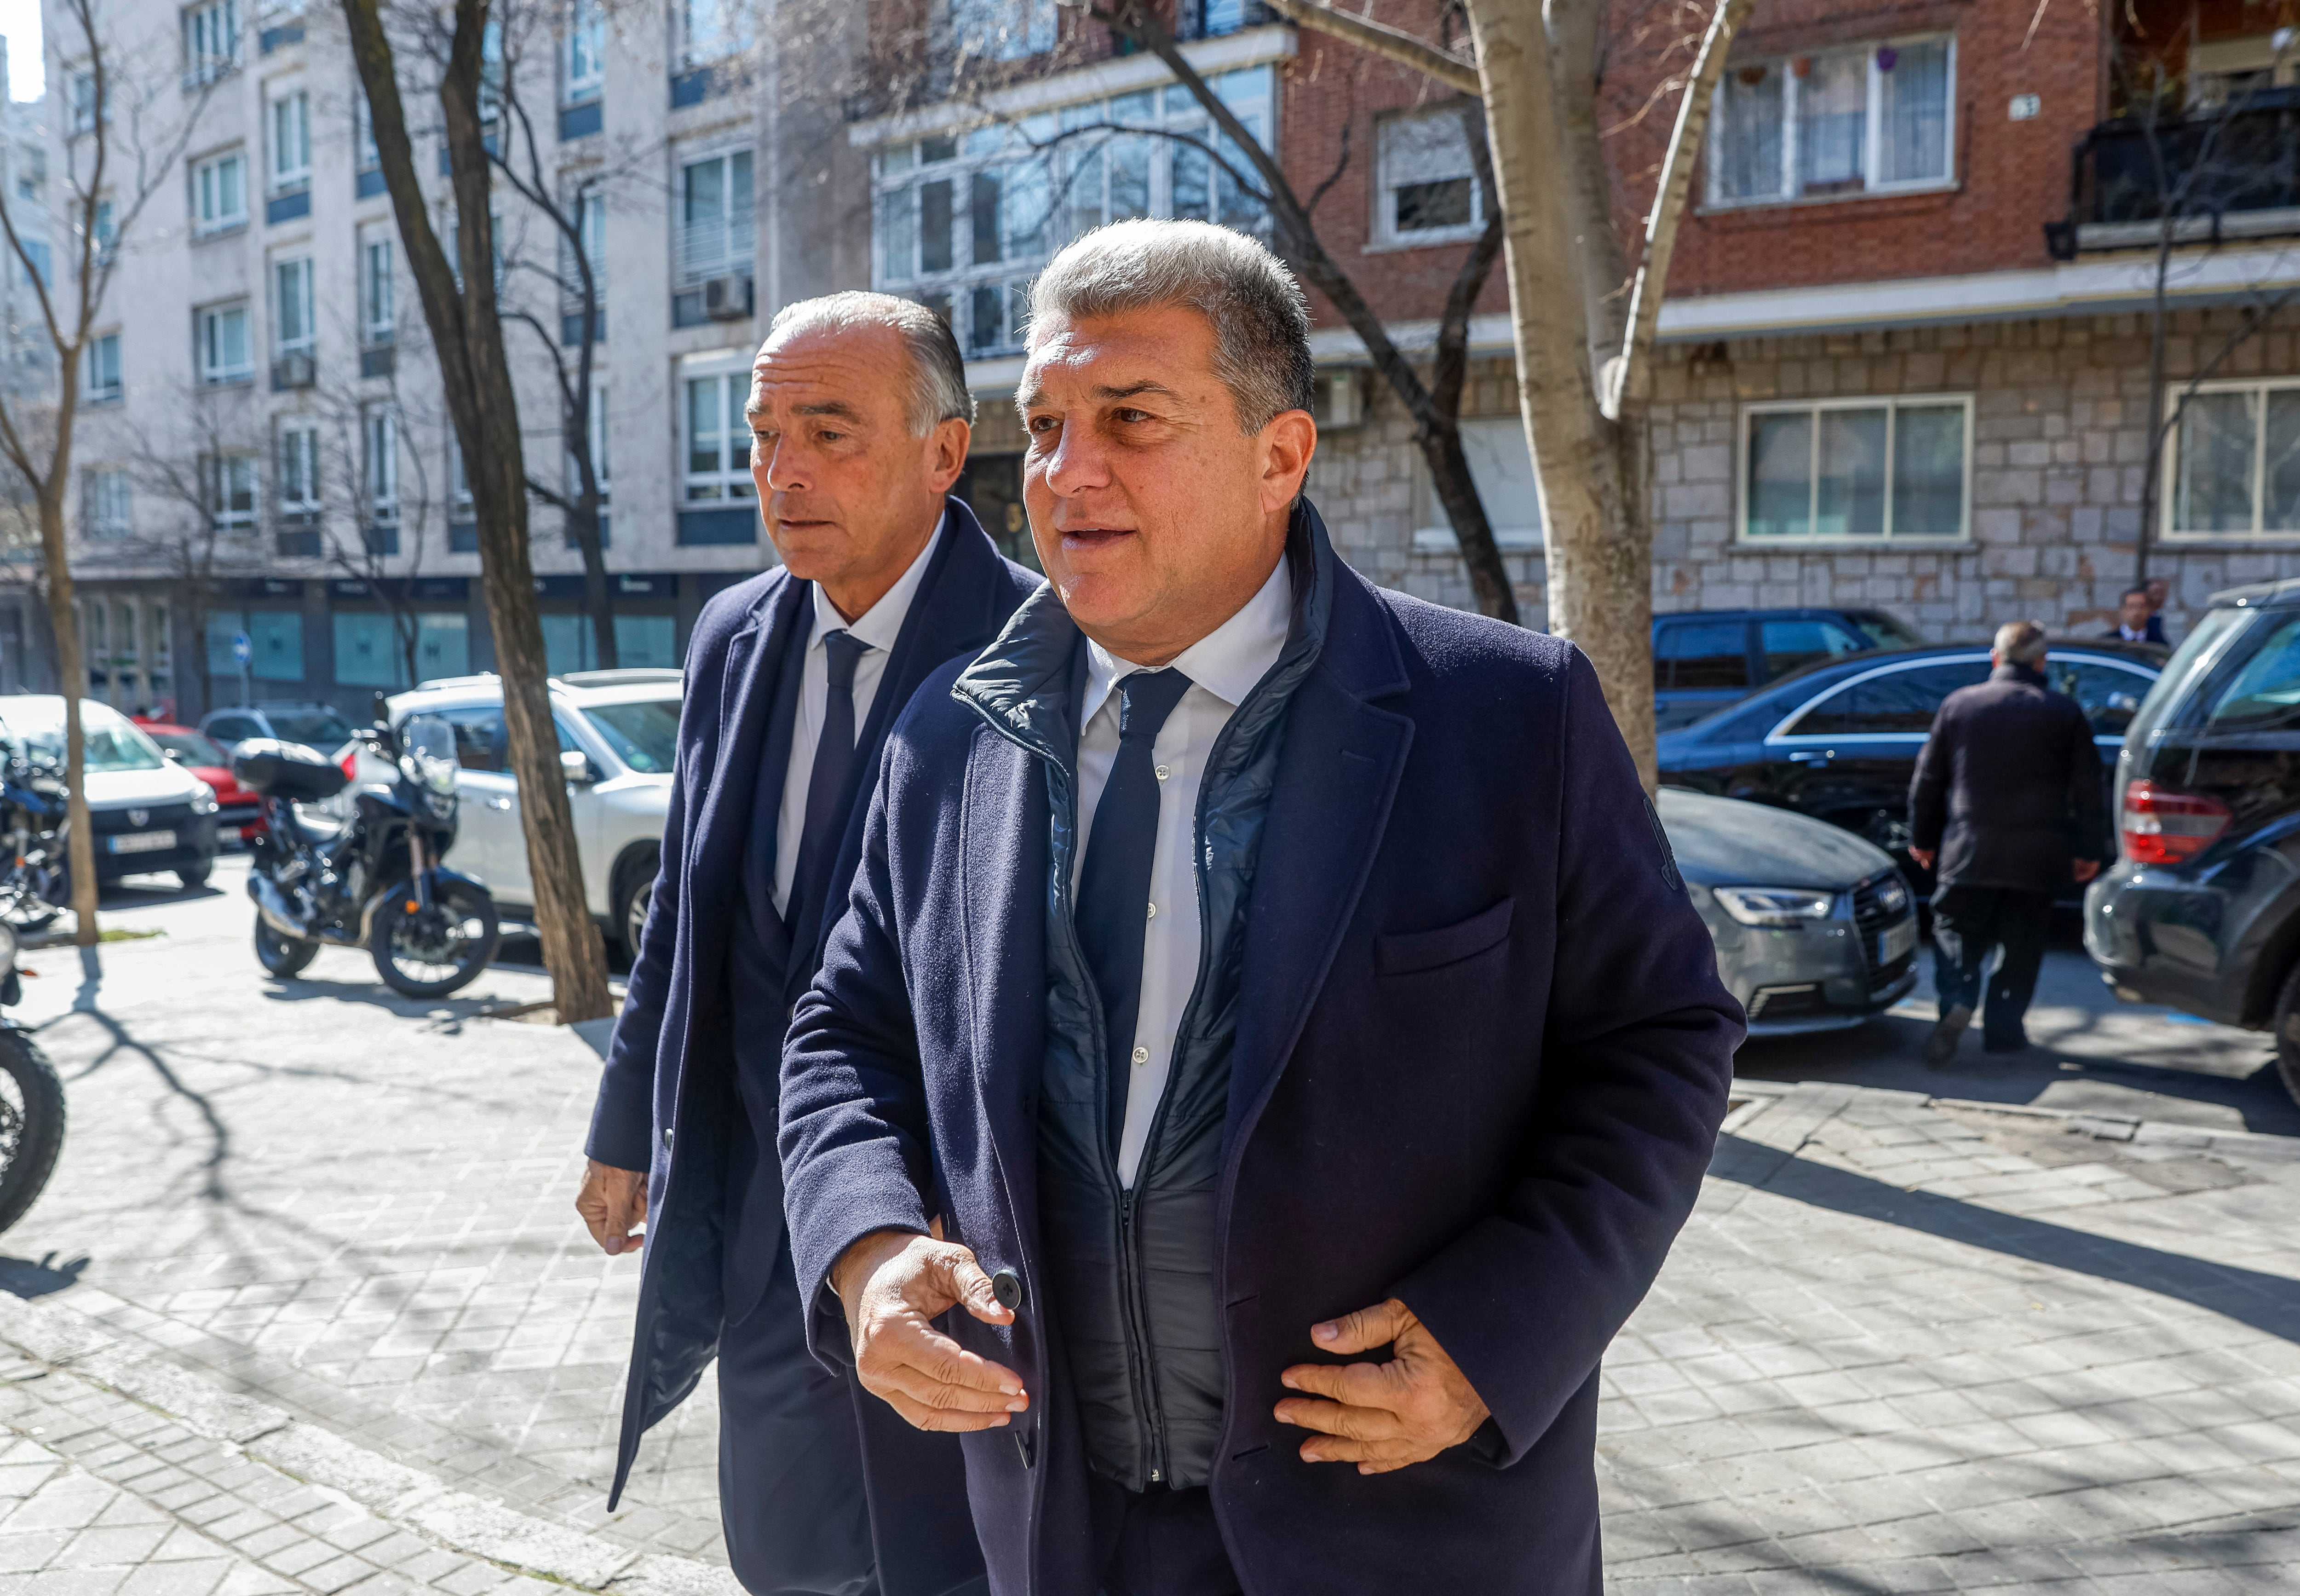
top-left (274, 257), bottom-right (314, 356)
top-left (356, 91), bottom-right (380, 171)
top-left (1708, 35), bottom-right (1954, 208)
top-left (92, 199), bottom-right (116, 256)
top-left (364, 407), bottom-right (399, 524)
top-left (278, 421), bottom-right (321, 516)
top-left (193, 150), bottom-right (248, 233)
top-left (684, 370), bottom-right (756, 501)
top-left (564, 189), bottom-right (607, 304)
top-left (448, 432), bottom-right (472, 516)
top-left (86, 468), bottom-right (132, 539)
top-left (70, 71), bottom-right (97, 134)
top-left (85, 333), bottom-right (121, 403)
top-left (183, 0), bottom-right (240, 83)
top-left (681, 0), bottom-right (751, 66)
top-left (203, 453), bottom-right (258, 531)
top-left (1741, 395), bottom-right (1972, 542)
top-left (570, 385), bottom-right (611, 499)
top-left (871, 69), bottom-right (1273, 357)
top-left (678, 149), bottom-right (753, 289)
top-left (949, 0), bottom-right (1058, 62)
top-left (197, 301), bottom-right (253, 384)
top-left (270, 89), bottom-right (310, 190)
top-left (1375, 105), bottom-right (1484, 247)
top-left (566, 0), bottom-right (604, 102)
top-left (362, 232), bottom-right (393, 343)
top-left (446, 212), bottom-right (504, 293)
top-left (2167, 379), bottom-right (2300, 538)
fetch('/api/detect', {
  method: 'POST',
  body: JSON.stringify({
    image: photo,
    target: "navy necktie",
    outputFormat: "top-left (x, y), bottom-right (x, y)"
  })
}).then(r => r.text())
top-left (798, 629), bottom-right (868, 892)
top-left (1074, 666), bottom-right (1194, 1155)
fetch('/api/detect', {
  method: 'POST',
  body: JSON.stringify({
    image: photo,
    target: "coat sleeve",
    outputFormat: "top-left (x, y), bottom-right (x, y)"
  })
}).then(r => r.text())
top-left (778, 733), bottom-right (938, 1367)
top-left (1392, 649), bottom-right (1744, 1466)
top-left (1908, 700), bottom-right (1953, 854)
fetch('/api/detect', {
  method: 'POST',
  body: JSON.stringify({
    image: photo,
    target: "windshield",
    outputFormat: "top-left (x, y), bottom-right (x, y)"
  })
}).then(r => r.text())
top-left (0, 700), bottom-right (167, 772)
top-left (583, 696), bottom-right (679, 775)
top-left (268, 709), bottom-right (357, 750)
top-left (1853, 613), bottom-right (1923, 649)
top-left (150, 731), bottom-right (230, 767)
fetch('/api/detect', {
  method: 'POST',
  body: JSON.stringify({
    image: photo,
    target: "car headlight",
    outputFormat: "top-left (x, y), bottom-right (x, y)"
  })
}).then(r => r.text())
top-left (1712, 886), bottom-right (1838, 928)
top-left (189, 781), bottom-right (219, 815)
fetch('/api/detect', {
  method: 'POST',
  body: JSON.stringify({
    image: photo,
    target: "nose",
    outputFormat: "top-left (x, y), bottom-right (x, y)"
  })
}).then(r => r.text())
top-left (1038, 419), bottom-right (1110, 503)
top-left (760, 435), bottom-right (809, 494)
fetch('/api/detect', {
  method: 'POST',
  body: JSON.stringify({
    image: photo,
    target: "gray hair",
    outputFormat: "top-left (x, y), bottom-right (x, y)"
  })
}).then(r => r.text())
top-left (1024, 219), bottom-right (1315, 433)
top-left (763, 291), bottom-right (976, 434)
top-left (1995, 620), bottom-right (2048, 664)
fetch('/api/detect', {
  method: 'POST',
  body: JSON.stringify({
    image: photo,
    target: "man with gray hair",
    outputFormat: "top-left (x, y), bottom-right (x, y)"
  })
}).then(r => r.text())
top-left (779, 221), bottom-right (1739, 1593)
top-left (575, 291), bottom-right (1036, 1594)
top-left (1909, 620), bottom-right (2109, 1064)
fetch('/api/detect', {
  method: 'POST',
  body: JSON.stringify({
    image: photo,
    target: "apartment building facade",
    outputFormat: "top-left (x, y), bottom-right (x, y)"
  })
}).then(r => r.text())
top-left (30, 0), bottom-right (860, 720)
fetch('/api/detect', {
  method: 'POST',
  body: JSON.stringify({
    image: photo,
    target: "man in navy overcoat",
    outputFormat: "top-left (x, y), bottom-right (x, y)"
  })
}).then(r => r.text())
top-left (778, 224), bottom-right (1743, 1595)
top-left (575, 294), bottom-right (1036, 1595)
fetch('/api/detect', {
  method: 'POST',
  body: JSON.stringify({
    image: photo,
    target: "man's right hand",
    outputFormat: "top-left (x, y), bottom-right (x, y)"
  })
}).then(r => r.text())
top-left (575, 1160), bottom-right (648, 1256)
top-left (831, 1228), bottom-right (1028, 1433)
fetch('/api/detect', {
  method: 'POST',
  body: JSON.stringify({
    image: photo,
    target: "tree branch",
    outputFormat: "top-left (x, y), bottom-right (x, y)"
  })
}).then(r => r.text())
top-left (1257, 0), bottom-right (1480, 94)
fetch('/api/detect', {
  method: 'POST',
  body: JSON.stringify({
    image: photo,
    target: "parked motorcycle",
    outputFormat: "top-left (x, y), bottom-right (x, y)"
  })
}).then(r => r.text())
top-left (238, 714), bottom-right (501, 997)
top-left (0, 752), bottom-right (67, 934)
top-left (0, 922), bottom-right (64, 1235)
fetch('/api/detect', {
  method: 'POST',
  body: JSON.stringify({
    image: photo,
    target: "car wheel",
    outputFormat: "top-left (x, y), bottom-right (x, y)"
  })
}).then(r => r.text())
top-left (614, 846), bottom-right (659, 961)
top-left (2275, 962), bottom-right (2300, 1112)
top-left (177, 860), bottom-right (213, 890)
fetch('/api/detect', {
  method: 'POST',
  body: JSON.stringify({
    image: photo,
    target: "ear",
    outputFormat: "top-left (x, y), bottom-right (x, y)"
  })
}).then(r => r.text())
top-left (1257, 409), bottom-right (1318, 516)
top-left (926, 418), bottom-right (970, 496)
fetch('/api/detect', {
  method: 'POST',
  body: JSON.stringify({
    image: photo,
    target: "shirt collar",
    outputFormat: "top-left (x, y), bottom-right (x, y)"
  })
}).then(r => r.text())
top-left (808, 509), bottom-right (947, 654)
top-left (1081, 553), bottom-right (1294, 729)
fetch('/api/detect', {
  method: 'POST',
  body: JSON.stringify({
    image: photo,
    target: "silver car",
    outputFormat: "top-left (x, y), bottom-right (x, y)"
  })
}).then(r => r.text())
top-left (1659, 787), bottom-right (1920, 1037)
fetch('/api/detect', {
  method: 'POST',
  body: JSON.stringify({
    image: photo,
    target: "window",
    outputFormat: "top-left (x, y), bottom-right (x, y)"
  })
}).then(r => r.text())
top-left (569, 384), bottom-right (611, 498)
top-left (949, 0), bottom-right (1057, 62)
top-left (1708, 36), bottom-right (1953, 207)
top-left (684, 371), bottom-right (756, 501)
top-left (1760, 617), bottom-right (1870, 680)
top-left (334, 613), bottom-right (470, 689)
top-left (1410, 416), bottom-right (1542, 551)
top-left (86, 469), bottom-right (132, 539)
top-left (364, 406), bottom-right (398, 523)
top-left (566, 0), bottom-right (604, 102)
top-left (1376, 107), bottom-right (1484, 246)
top-left (274, 257), bottom-right (314, 355)
top-left (197, 301), bottom-right (253, 384)
top-left (202, 453), bottom-right (258, 531)
top-left (270, 90), bottom-right (310, 190)
top-left (2167, 379), bottom-right (2300, 539)
top-left (92, 199), bottom-right (116, 255)
top-left (678, 149), bottom-right (753, 287)
top-left (362, 233), bottom-right (393, 343)
top-left (448, 432), bottom-right (472, 515)
top-left (1789, 660), bottom-right (1990, 738)
top-left (86, 333), bottom-right (121, 403)
top-left (193, 151), bottom-right (248, 232)
top-left (70, 72), bottom-right (97, 134)
top-left (2205, 618), bottom-right (2300, 730)
top-left (12, 241), bottom-right (48, 290)
top-left (278, 421), bottom-right (320, 516)
top-left (1741, 396), bottom-right (1970, 542)
top-left (206, 611), bottom-right (304, 682)
top-left (183, 0), bottom-right (240, 82)
top-left (871, 70), bottom-right (1273, 357)
top-left (1655, 620), bottom-right (1750, 691)
top-left (2046, 658), bottom-right (2155, 740)
top-left (682, 0), bottom-right (751, 65)
top-left (356, 91), bottom-right (380, 171)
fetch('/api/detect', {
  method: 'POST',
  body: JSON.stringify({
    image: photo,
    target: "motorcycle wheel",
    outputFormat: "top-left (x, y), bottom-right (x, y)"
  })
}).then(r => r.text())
top-left (0, 1028), bottom-right (64, 1236)
top-left (0, 861), bottom-right (62, 935)
top-left (370, 879), bottom-right (500, 999)
top-left (254, 918), bottom-right (318, 979)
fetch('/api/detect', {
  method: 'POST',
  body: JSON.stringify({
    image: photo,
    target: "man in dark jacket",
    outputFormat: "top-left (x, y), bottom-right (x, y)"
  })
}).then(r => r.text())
top-left (2103, 585), bottom-right (2168, 644)
top-left (572, 293), bottom-right (1037, 1595)
top-left (777, 221), bottom-right (1742, 1596)
top-left (1909, 620), bottom-right (2107, 1065)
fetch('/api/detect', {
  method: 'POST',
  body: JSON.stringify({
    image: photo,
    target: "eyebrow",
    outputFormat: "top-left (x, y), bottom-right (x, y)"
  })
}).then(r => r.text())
top-left (1015, 379), bottom-right (1182, 410)
top-left (744, 399), bottom-right (866, 422)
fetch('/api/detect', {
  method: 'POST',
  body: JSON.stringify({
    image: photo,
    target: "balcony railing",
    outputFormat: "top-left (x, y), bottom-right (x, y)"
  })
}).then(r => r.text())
top-left (2050, 90), bottom-right (2300, 258)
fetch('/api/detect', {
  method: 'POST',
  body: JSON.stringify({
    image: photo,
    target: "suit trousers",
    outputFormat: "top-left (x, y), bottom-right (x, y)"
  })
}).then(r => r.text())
top-left (1930, 885), bottom-right (2054, 1051)
top-left (1087, 1477), bottom-right (1241, 1596)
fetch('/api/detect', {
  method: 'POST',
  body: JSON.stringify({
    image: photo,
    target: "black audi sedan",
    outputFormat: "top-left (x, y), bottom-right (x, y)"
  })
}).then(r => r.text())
top-left (1657, 638), bottom-right (2165, 891)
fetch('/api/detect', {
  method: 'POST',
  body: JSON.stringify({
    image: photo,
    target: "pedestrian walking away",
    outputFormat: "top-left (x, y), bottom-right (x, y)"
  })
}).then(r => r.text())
top-left (571, 292), bottom-right (1037, 1596)
top-left (1909, 619), bottom-right (2110, 1065)
top-left (777, 220), bottom-right (1744, 1596)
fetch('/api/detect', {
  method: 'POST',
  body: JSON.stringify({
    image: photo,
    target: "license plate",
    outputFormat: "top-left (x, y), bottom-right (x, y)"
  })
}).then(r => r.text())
top-left (109, 830), bottom-right (176, 855)
top-left (1880, 917), bottom-right (1918, 964)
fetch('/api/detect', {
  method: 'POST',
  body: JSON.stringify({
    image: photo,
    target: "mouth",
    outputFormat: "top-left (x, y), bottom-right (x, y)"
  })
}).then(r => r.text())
top-left (1059, 527), bottom-right (1136, 552)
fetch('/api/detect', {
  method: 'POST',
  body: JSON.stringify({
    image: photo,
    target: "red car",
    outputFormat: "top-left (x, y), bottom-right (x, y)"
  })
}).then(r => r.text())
top-left (134, 721), bottom-right (263, 842)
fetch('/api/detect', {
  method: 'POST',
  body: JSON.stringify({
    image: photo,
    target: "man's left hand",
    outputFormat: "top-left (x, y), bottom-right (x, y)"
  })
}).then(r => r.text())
top-left (1275, 1298), bottom-right (1490, 1475)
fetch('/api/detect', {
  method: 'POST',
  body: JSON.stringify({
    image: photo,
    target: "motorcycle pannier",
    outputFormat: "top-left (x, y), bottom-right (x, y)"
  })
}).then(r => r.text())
top-left (232, 738), bottom-right (349, 802)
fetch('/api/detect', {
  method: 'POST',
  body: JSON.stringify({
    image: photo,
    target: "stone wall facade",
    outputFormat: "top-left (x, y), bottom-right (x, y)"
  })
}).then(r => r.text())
top-left (1305, 306), bottom-right (2300, 645)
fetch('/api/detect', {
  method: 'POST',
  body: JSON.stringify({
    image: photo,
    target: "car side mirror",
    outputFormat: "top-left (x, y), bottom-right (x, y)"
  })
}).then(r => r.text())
top-left (561, 749), bottom-right (598, 784)
top-left (161, 748), bottom-right (184, 763)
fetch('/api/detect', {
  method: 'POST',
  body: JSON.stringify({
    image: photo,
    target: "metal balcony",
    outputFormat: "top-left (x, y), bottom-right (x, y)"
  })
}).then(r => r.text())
top-left (2048, 89), bottom-right (2300, 258)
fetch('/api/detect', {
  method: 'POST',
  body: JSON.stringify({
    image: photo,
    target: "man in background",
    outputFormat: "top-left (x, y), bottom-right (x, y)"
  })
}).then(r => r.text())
top-left (1910, 620), bottom-right (2109, 1065)
top-left (2105, 585), bottom-right (2168, 644)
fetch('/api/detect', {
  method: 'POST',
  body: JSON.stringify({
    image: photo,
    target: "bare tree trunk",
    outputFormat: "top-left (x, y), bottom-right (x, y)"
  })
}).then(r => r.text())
top-left (35, 491), bottom-right (98, 942)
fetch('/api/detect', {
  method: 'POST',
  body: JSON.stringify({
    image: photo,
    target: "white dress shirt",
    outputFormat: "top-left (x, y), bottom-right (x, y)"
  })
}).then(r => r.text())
top-left (771, 516), bottom-right (944, 916)
top-left (1075, 555), bottom-right (1293, 1188)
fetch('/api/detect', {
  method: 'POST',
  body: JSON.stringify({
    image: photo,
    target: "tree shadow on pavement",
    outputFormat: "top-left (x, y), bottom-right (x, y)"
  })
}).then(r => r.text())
top-left (254, 976), bottom-right (512, 1028)
top-left (0, 1251), bottom-right (89, 1298)
top-left (1711, 1133), bottom-right (2300, 1345)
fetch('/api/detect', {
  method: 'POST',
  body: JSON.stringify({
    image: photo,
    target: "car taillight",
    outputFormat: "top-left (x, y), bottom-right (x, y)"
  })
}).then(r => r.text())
top-left (2121, 780), bottom-right (2232, 866)
top-left (340, 750), bottom-right (360, 783)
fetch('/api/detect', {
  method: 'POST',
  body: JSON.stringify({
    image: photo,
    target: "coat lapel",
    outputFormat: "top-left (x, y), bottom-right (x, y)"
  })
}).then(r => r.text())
top-left (1225, 574), bottom-right (1414, 1151)
top-left (690, 573), bottom-right (806, 970)
top-left (959, 727), bottom-right (1050, 1229)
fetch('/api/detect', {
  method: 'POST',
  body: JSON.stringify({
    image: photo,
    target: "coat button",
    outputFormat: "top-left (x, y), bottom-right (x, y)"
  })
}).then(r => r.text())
top-left (990, 1268), bottom-right (1024, 1312)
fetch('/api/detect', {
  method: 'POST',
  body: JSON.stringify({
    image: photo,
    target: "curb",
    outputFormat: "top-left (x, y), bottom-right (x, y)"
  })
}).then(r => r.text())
top-left (0, 1288), bottom-right (739, 1596)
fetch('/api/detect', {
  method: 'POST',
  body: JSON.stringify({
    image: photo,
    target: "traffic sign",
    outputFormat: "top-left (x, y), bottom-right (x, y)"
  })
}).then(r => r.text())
top-left (231, 632), bottom-right (253, 666)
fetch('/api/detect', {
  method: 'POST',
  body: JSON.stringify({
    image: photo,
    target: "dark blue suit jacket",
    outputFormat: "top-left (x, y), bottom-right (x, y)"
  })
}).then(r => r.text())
top-left (586, 499), bottom-right (1037, 1534)
top-left (780, 509), bottom-right (1744, 1596)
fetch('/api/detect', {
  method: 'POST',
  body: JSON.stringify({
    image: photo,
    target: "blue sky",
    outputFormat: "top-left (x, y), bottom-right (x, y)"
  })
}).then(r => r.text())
top-left (0, 0), bottom-right (38, 101)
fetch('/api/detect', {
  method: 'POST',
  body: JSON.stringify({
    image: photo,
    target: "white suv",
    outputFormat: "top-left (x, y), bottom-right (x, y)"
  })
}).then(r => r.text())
top-left (386, 668), bottom-right (679, 956)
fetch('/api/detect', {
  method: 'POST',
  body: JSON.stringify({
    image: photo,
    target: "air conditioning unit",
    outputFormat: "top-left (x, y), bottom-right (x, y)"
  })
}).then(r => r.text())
top-left (272, 352), bottom-right (316, 390)
top-left (1312, 369), bottom-right (1364, 430)
top-left (702, 274), bottom-right (752, 321)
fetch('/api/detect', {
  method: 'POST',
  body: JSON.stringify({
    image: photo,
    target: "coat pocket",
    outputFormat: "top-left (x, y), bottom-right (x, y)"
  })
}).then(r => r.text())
top-left (1373, 898), bottom-right (1515, 976)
